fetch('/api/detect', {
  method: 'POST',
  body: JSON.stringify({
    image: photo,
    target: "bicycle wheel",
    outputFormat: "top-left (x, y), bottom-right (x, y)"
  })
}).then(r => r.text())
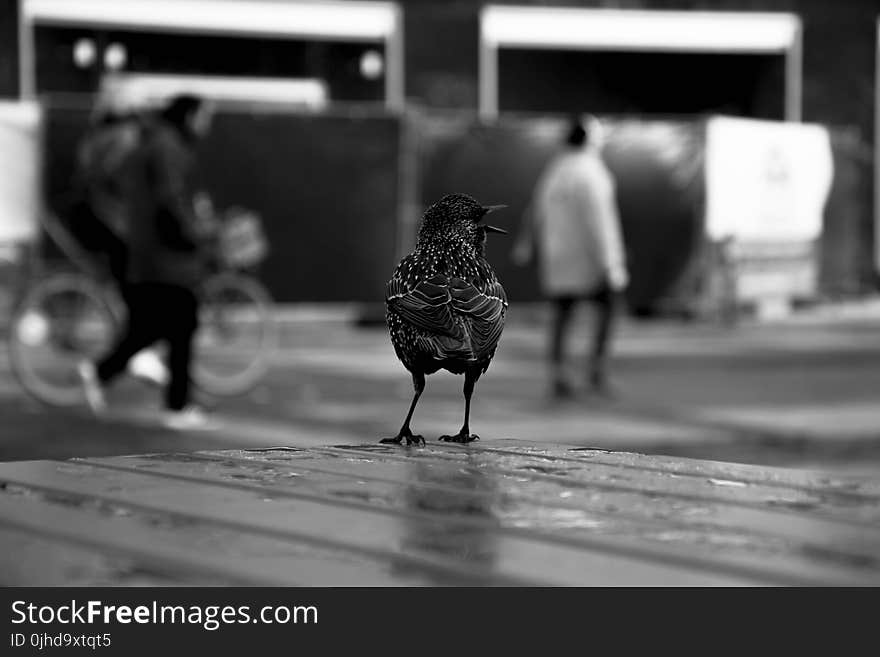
top-left (8, 272), bottom-right (120, 406)
top-left (193, 272), bottom-right (277, 397)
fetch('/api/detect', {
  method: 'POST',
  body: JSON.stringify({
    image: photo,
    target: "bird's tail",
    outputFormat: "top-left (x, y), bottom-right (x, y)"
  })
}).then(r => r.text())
top-left (416, 330), bottom-right (474, 363)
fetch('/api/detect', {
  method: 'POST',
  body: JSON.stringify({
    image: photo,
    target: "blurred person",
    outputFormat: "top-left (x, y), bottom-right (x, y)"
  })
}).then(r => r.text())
top-left (78, 94), bottom-right (219, 430)
top-left (513, 116), bottom-right (628, 398)
top-left (69, 105), bottom-right (137, 281)
top-left (68, 81), bottom-right (163, 276)
top-left (70, 100), bottom-right (170, 387)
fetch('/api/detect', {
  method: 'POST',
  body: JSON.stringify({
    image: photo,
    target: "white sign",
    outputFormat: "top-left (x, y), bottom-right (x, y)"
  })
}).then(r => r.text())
top-left (0, 101), bottom-right (42, 243)
top-left (705, 116), bottom-right (833, 242)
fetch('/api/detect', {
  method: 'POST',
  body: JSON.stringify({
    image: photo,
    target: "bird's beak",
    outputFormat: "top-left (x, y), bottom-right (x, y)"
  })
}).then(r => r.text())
top-left (479, 205), bottom-right (508, 234)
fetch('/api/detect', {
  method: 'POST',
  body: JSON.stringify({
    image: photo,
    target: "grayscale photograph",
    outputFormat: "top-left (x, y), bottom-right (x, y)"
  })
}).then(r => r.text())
top-left (0, 0), bottom-right (878, 596)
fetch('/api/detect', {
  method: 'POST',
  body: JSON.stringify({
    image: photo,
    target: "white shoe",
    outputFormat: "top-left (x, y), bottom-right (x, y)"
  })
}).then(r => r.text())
top-left (77, 360), bottom-right (107, 415)
top-left (162, 406), bottom-right (218, 431)
top-left (128, 349), bottom-right (170, 387)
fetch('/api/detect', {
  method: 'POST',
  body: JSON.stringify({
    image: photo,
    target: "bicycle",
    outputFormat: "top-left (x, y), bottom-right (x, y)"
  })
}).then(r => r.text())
top-left (7, 208), bottom-right (278, 406)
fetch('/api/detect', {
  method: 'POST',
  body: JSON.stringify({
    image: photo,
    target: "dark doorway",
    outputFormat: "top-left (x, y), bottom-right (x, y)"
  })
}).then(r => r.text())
top-left (498, 49), bottom-right (786, 119)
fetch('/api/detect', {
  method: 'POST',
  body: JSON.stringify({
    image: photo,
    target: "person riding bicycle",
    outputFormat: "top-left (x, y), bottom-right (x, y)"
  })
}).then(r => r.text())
top-left (79, 94), bottom-right (220, 430)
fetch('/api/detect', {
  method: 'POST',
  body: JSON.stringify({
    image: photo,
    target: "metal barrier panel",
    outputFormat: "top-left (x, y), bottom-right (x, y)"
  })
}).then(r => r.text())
top-left (40, 100), bottom-right (402, 302)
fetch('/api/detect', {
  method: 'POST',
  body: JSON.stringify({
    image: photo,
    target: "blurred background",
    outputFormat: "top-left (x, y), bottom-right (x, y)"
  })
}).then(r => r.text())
top-left (0, 0), bottom-right (879, 475)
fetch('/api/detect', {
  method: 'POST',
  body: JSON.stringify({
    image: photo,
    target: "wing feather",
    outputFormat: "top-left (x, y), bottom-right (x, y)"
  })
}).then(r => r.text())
top-left (450, 277), bottom-right (507, 364)
top-left (386, 258), bottom-right (507, 370)
top-left (387, 274), bottom-right (461, 339)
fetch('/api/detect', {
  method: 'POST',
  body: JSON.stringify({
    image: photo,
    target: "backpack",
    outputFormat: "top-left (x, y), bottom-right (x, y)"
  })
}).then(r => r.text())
top-left (75, 117), bottom-right (145, 233)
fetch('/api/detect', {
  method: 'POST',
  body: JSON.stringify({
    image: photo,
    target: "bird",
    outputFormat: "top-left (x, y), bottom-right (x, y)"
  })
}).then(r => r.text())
top-left (382, 193), bottom-right (508, 446)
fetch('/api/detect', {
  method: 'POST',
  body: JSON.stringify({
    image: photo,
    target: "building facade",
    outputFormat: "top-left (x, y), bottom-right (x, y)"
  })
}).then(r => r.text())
top-left (0, 0), bottom-right (876, 298)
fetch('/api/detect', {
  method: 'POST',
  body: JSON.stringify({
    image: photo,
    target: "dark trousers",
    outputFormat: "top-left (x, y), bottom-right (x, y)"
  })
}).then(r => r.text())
top-left (550, 282), bottom-right (618, 386)
top-left (97, 282), bottom-right (198, 411)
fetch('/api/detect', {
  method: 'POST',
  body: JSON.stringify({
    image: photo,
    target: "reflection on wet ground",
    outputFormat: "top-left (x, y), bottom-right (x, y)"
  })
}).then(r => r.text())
top-left (1, 440), bottom-right (878, 585)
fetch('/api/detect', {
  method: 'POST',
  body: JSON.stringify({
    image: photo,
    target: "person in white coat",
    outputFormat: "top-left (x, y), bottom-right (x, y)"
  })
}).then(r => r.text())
top-left (513, 116), bottom-right (628, 397)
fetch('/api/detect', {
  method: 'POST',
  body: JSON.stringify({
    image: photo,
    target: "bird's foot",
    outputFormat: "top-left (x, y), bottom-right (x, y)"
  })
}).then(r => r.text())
top-left (438, 432), bottom-right (480, 444)
top-left (380, 428), bottom-right (425, 447)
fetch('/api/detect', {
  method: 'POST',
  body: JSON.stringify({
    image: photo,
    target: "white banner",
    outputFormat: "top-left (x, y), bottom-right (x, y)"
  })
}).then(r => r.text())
top-left (0, 101), bottom-right (43, 243)
top-left (705, 116), bottom-right (833, 242)
top-left (705, 116), bottom-right (833, 307)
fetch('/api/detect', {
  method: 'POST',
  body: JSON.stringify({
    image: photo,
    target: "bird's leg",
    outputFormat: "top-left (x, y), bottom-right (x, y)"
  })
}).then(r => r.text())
top-left (440, 369), bottom-right (480, 444)
top-left (380, 372), bottom-right (426, 446)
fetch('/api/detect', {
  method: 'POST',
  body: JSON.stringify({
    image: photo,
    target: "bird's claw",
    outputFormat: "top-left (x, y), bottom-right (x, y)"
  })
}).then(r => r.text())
top-left (380, 430), bottom-right (425, 447)
top-left (439, 433), bottom-right (480, 444)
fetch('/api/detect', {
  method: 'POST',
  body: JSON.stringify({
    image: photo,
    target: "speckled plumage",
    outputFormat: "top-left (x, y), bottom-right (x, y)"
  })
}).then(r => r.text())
top-left (386, 194), bottom-right (508, 376)
top-left (381, 193), bottom-right (508, 445)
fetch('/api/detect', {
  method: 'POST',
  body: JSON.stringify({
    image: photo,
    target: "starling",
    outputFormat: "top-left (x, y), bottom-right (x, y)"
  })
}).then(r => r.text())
top-left (382, 193), bottom-right (508, 446)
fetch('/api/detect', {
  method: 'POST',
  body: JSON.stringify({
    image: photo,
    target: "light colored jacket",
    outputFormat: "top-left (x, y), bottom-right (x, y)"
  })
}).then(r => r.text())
top-left (531, 147), bottom-right (626, 296)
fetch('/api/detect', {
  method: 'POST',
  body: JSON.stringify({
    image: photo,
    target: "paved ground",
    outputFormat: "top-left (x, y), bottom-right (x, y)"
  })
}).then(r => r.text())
top-left (3, 441), bottom-right (879, 586)
top-left (2, 305), bottom-right (879, 475)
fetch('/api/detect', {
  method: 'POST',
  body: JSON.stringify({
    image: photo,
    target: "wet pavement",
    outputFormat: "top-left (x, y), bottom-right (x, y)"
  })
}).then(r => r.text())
top-left (1, 310), bottom-right (879, 585)
top-left (1, 441), bottom-right (878, 586)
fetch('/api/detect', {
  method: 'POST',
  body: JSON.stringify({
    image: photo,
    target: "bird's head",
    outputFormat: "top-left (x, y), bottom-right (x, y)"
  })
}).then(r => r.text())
top-left (417, 193), bottom-right (507, 253)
